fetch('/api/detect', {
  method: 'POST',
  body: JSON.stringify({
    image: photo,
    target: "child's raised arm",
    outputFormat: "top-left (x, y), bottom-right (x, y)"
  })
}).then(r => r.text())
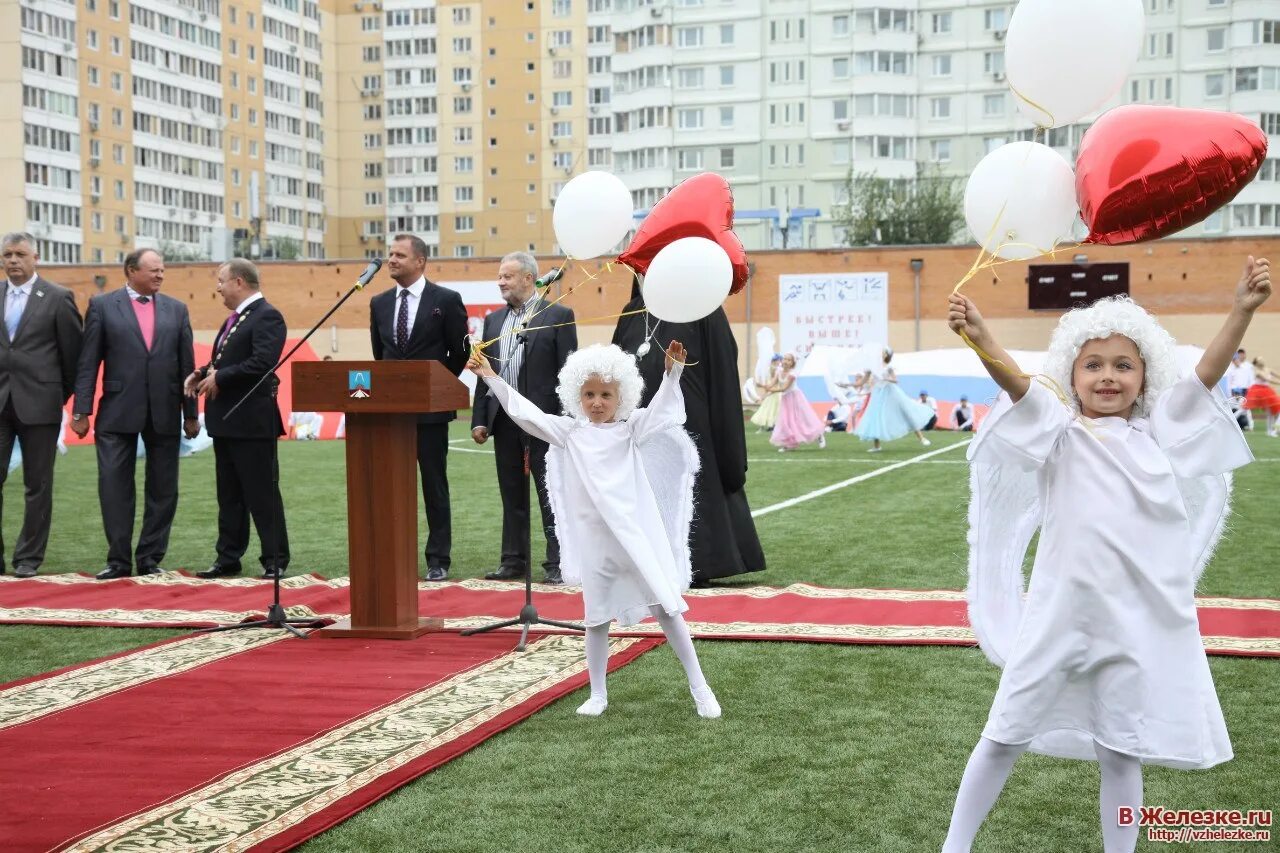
top-left (467, 349), bottom-right (572, 447)
top-left (948, 293), bottom-right (1030, 402)
top-left (1195, 256), bottom-right (1272, 389)
top-left (629, 340), bottom-right (687, 441)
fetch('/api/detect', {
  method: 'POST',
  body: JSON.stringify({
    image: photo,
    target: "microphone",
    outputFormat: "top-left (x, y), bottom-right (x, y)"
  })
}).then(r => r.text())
top-left (535, 266), bottom-right (564, 288)
top-left (354, 257), bottom-right (383, 290)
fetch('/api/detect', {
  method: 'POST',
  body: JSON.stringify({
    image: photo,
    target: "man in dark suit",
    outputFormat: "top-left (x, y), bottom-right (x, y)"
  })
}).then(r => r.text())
top-left (71, 249), bottom-right (200, 579)
top-left (471, 252), bottom-right (575, 584)
top-left (0, 232), bottom-right (83, 577)
top-left (370, 233), bottom-right (468, 581)
top-left (184, 259), bottom-right (290, 580)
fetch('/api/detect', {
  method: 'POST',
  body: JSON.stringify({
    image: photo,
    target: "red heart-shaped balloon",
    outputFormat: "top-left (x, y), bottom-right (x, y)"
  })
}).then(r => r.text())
top-left (617, 172), bottom-right (749, 295)
top-left (1076, 105), bottom-right (1268, 246)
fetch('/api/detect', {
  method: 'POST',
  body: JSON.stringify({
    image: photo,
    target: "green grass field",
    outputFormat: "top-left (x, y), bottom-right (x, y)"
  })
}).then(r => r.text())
top-left (2, 426), bottom-right (1278, 852)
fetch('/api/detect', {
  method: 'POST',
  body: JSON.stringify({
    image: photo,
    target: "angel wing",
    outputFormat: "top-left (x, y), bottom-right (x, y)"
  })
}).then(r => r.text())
top-left (1176, 472), bottom-right (1232, 585)
top-left (636, 424), bottom-right (701, 591)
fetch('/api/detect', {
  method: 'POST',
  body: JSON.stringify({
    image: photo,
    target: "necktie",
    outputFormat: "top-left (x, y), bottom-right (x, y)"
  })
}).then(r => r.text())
top-left (137, 296), bottom-right (150, 304)
top-left (217, 311), bottom-right (236, 349)
top-left (396, 288), bottom-right (410, 349)
top-left (5, 289), bottom-right (25, 339)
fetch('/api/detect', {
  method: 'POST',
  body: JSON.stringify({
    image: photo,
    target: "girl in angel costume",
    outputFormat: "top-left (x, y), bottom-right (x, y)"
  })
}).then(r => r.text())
top-left (469, 341), bottom-right (721, 719)
top-left (941, 256), bottom-right (1271, 853)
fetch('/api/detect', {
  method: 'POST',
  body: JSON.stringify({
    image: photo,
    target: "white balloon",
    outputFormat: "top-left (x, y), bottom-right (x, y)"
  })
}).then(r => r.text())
top-left (1005, 0), bottom-right (1144, 128)
top-left (964, 142), bottom-right (1078, 261)
top-left (642, 237), bottom-right (732, 323)
top-left (551, 171), bottom-right (635, 259)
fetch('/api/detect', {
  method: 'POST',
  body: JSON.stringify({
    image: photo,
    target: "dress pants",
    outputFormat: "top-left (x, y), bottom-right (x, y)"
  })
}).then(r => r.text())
top-left (96, 425), bottom-right (180, 571)
top-left (0, 399), bottom-right (60, 571)
top-left (212, 437), bottom-right (290, 571)
top-left (416, 422), bottom-right (451, 570)
top-left (493, 409), bottom-right (560, 573)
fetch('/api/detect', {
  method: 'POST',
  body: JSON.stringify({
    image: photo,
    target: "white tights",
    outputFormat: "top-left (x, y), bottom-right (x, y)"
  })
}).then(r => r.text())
top-left (941, 738), bottom-right (1141, 853)
top-left (583, 606), bottom-right (709, 702)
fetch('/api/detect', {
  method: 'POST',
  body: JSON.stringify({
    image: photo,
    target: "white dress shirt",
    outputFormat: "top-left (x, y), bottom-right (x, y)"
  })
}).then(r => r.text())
top-left (393, 278), bottom-right (426, 341)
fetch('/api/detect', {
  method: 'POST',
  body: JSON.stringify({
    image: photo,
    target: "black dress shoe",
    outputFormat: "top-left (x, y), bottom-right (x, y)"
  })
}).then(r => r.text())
top-left (96, 565), bottom-right (133, 580)
top-left (542, 569), bottom-right (564, 585)
top-left (261, 566), bottom-right (286, 580)
top-left (484, 565), bottom-right (525, 581)
top-left (14, 566), bottom-right (38, 579)
top-left (196, 564), bottom-right (242, 579)
top-left (425, 566), bottom-right (449, 581)
top-left (135, 566), bottom-right (165, 576)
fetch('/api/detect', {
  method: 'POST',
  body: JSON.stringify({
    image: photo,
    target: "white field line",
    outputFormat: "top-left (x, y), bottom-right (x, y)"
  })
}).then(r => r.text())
top-left (750, 439), bottom-right (973, 518)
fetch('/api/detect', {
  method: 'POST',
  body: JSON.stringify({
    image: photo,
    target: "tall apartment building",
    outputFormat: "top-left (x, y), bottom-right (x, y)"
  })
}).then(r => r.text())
top-left (7, 0), bottom-right (1279, 264)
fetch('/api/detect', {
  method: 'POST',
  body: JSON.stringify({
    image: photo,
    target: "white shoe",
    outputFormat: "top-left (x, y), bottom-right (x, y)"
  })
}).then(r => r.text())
top-left (777, 447), bottom-right (786, 453)
top-left (692, 686), bottom-right (721, 719)
top-left (868, 446), bottom-right (882, 453)
top-left (576, 695), bottom-right (608, 716)
top-left (1269, 430), bottom-right (1278, 437)
top-left (920, 437), bottom-right (931, 446)
top-left (818, 435), bottom-right (826, 449)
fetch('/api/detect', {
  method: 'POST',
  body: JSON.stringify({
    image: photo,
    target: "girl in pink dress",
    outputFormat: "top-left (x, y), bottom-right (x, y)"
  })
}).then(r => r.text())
top-left (769, 354), bottom-right (827, 452)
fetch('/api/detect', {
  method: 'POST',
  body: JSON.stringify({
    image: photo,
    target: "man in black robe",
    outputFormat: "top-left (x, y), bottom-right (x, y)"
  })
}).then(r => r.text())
top-left (612, 278), bottom-right (765, 583)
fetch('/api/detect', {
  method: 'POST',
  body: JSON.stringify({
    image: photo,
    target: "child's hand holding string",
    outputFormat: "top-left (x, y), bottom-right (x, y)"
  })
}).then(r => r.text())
top-left (948, 294), bottom-right (991, 346)
top-left (1235, 256), bottom-right (1272, 314)
top-left (467, 349), bottom-right (496, 379)
top-left (664, 340), bottom-right (687, 374)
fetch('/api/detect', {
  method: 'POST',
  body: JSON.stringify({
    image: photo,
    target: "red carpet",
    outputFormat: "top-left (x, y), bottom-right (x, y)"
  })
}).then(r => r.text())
top-left (2, 573), bottom-right (1278, 656)
top-left (0, 628), bottom-right (659, 852)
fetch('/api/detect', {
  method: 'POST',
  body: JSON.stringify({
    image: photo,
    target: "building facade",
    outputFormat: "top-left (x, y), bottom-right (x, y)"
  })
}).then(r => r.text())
top-left (6, 0), bottom-right (1279, 264)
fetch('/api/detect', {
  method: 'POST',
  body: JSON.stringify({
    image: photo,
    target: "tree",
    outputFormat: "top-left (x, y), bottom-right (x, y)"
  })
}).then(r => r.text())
top-left (834, 165), bottom-right (965, 247)
top-left (156, 241), bottom-right (210, 262)
top-left (265, 237), bottom-right (302, 260)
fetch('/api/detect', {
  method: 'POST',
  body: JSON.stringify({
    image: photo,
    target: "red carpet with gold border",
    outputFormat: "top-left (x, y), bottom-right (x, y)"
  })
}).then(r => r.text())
top-left (0, 628), bottom-right (659, 852)
top-left (1, 573), bottom-right (1278, 656)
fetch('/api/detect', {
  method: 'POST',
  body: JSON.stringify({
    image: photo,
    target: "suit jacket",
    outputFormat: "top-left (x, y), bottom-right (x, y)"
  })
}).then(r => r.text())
top-left (0, 275), bottom-right (83, 425)
top-left (471, 300), bottom-right (576, 433)
top-left (203, 298), bottom-right (287, 439)
top-left (370, 280), bottom-right (469, 424)
top-left (73, 289), bottom-right (197, 434)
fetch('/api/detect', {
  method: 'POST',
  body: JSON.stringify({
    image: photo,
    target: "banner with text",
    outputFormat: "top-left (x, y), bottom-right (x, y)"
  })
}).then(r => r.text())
top-left (778, 272), bottom-right (889, 359)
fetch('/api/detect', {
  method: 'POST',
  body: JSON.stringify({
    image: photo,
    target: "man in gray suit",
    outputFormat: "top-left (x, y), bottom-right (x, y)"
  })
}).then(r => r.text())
top-left (0, 232), bottom-right (83, 577)
top-left (71, 248), bottom-right (199, 579)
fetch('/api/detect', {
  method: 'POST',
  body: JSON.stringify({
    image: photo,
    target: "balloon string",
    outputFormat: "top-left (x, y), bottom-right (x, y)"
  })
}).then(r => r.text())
top-left (1007, 79), bottom-right (1057, 131)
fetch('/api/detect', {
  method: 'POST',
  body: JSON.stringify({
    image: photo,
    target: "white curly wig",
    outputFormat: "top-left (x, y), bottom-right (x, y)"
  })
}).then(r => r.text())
top-left (1042, 295), bottom-right (1179, 418)
top-left (556, 344), bottom-right (646, 420)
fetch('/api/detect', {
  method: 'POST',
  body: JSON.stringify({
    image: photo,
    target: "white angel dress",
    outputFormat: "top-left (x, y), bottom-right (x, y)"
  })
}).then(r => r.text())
top-left (481, 364), bottom-right (700, 627)
top-left (966, 374), bottom-right (1253, 769)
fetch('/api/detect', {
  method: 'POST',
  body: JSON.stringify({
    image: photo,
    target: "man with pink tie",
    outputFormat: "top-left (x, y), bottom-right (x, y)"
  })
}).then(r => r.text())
top-left (72, 249), bottom-right (199, 579)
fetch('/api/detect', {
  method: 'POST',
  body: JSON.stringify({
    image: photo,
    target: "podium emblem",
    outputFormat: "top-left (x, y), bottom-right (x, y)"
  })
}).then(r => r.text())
top-left (349, 370), bottom-right (371, 399)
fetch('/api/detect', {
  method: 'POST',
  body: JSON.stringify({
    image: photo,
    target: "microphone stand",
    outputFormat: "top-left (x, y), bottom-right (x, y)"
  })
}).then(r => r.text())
top-left (462, 291), bottom-right (583, 652)
top-left (201, 264), bottom-right (381, 639)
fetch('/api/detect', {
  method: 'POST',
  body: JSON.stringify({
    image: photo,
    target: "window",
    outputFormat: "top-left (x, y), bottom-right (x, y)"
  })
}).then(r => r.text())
top-left (552, 90), bottom-right (572, 106)
top-left (833, 57), bottom-right (850, 79)
top-left (87, 29), bottom-right (98, 50)
top-left (984, 52), bottom-right (1005, 75)
top-left (720, 65), bottom-right (734, 86)
top-left (453, 6), bottom-right (472, 23)
top-left (676, 27), bottom-right (703, 47)
top-left (361, 16), bottom-right (380, 31)
top-left (719, 105), bottom-right (734, 127)
top-left (553, 59), bottom-right (572, 78)
top-left (832, 15), bottom-right (849, 36)
top-left (455, 215), bottom-right (474, 232)
top-left (363, 45), bottom-right (381, 62)
top-left (1207, 27), bottom-right (1226, 51)
top-left (453, 245), bottom-right (475, 259)
top-left (454, 126), bottom-right (473, 143)
top-left (720, 24), bottom-right (734, 44)
top-left (677, 68), bottom-right (704, 88)
top-left (984, 8), bottom-right (1007, 31)
top-left (88, 66), bottom-right (100, 86)
top-left (932, 55), bottom-right (952, 77)
top-left (1261, 113), bottom-right (1280, 135)
top-left (720, 147), bottom-right (735, 169)
top-left (1205, 72), bottom-right (1225, 97)
top-left (677, 108), bottom-right (703, 130)
top-left (932, 12), bottom-right (952, 34)
top-left (1232, 204), bottom-right (1257, 229)
top-left (832, 140), bottom-right (850, 165)
top-left (677, 149), bottom-right (703, 171)
top-left (364, 191), bottom-right (382, 206)
top-left (454, 96), bottom-right (472, 113)
top-left (931, 139), bottom-right (952, 163)
top-left (455, 186), bottom-right (474, 203)
top-left (1235, 67), bottom-right (1259, 91)
top-left (551, 120), bottom-right (572, 138)
top-left (363, 133), bottom-right (382, 149)
top-left (454, 156), bottom-right (473, 173)
top-left (833, 99), bottom-right (849, 120)
top-left (983, 93), bottom-right (1006, 117)
top-left (364, 162), bottom-right (382, 178)
top-left (110, 36), bottom-right (121, 55)
top-left (1259, 21), bottom-right (1280, 44)
top-left (931, 97), bottom-right (951, 119)
top-left (1146, 31), bottom-right (1175, 57)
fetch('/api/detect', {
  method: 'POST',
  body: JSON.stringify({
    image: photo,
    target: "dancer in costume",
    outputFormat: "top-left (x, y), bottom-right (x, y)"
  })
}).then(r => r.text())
top-left (853, 348), bottom-right (933, 452)
top-left (1245, 357), bottom-right (1280, 437)
top-left (750, 355), bottom-right (784, 431)
top-left (770, 353), bottom-right (826, 452)
top-left (469, 341), bottom-right (720, 719)
top-left (941, 256), bottom-right (1271, 853)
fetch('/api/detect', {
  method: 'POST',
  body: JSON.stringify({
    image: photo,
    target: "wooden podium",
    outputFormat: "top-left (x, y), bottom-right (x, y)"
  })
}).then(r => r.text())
top-left (292, 360), bottom-right (470, 639)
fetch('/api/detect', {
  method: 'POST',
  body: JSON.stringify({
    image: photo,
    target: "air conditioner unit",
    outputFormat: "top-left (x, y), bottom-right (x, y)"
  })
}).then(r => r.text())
top-left (168, 207), bottom-right (178, 217)
top-left (188, 210), bottom-right (199, 220)
top-left (547, 46), bottom-right (557, 56)
top-left (550, 106), bottom-right (559, 115)
top-left (650, 6), bottom-right (662, 17)
top-left (88, 120), bottom-right (99, 132)
top-left (89, 156), bottom-right (100, 167)
top-left (359, 234), bottom-right (368, 243)
top-left (461, 82), bottom-right (472, 91)
top-left (200, 12), bottom-right (208, 21)
top-left (119, 233), bottom-right (130, 244)
top-left (993, 71), bottom-right (1006, 82)
top-left (372, 1), bottom-right (382, 9)
top-left (550, 138), bottom-right (559, 146)
top-left (994, 29), bottom-right (1006, 41)
top-left (836, 119), bottom-right (851, 130)
top-left (289, 45), bottom-right (298, 55)
top-left (91, 193), bottom-right (101, 204)
top-left (353, 1), bottom-right (364, 10)
top-left (562, 166), bottom-right (573, 176)
top-left (589, 105), bottom-right (599, 115)
top-left (63, 41), bottom-right (74, 53)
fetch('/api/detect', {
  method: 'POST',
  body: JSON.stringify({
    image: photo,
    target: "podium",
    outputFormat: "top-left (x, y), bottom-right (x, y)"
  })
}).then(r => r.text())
top-left (292, 360), bottom-right (470, 639)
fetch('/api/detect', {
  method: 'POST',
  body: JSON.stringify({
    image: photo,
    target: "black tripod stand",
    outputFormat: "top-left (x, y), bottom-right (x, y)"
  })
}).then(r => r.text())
top-left (200, 260), bottom-right (385, 639)
top-left (461, 563), bottom-right (583, 651)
